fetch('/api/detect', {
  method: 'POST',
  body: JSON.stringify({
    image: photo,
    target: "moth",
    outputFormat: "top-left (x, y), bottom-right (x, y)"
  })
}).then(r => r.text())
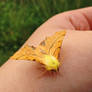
top-left (10, 30), bottom-right (66, 71)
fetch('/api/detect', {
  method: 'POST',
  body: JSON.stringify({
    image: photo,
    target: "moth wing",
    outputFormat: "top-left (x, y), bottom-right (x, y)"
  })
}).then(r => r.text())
top-left (44, 30), bottom-right (66, 59)
top-left (10, 45), bottom-right (42, 62)
top-left (49, 35), bottom-right (65, 59)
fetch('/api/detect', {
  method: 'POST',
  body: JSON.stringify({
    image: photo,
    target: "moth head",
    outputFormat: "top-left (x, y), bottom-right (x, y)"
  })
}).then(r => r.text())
top-left (43, 55), bottom-right (60, 71)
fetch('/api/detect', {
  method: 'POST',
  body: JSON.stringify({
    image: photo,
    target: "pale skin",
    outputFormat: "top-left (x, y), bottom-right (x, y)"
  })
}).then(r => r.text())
top-left (0, 7), bottom-right (92, 92)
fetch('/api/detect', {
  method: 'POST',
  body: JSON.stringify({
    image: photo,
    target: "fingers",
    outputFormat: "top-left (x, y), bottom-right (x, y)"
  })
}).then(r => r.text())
top-left (46, 7), bottom-right (92, 30)
top-left (62, 7), bottom-right (92, 30)
top-left (76, 7), bottom-right (92, 29)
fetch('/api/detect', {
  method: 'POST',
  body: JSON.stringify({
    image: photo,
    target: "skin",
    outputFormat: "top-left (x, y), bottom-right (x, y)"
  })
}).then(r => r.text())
top-left (0, 7), bottom-right (92, 92)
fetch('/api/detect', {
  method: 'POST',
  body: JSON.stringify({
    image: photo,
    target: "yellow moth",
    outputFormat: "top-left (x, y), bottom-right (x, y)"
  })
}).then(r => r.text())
top-left (10, 30), bottom-right (66, 71)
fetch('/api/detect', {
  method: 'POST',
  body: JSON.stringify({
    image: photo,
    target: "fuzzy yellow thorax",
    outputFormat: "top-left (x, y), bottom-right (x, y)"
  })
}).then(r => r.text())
top-left (43, 55), bottom-right (60, 71)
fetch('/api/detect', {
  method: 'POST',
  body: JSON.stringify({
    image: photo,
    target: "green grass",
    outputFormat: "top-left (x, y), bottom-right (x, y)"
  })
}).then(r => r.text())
top-left (0, 0), bottom-right (92, 66)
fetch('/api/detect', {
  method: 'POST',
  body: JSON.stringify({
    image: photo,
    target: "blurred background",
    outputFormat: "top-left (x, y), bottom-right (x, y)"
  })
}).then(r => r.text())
top-left (0, 0), bottom-right (92, 66)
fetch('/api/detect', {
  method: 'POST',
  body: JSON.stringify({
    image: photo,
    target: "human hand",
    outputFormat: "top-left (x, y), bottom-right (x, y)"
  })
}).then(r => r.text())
top-left (0, 7), bottom-right (92, 92)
